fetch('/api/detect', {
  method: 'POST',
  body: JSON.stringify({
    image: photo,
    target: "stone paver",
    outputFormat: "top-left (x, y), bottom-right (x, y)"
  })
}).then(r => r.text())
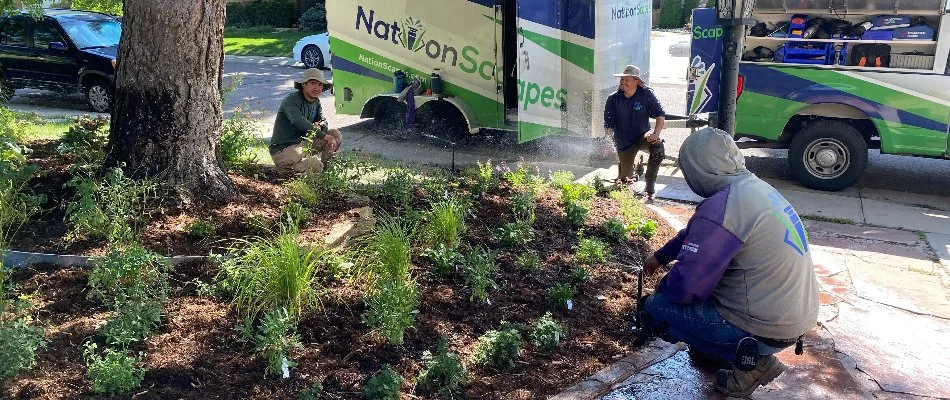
top-left (862, 198), bottom-right (950, 235)
top-left (803, 220), bottom-right (922, 246)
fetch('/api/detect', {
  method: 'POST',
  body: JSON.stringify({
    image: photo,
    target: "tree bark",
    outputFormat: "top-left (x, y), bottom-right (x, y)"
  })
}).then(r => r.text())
top-left (105, 0), bottom-right (236, 203)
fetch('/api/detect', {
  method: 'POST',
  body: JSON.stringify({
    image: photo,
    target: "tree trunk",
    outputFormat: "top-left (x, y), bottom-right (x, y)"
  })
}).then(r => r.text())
top-left (105, 0), bottom-right (236, 203)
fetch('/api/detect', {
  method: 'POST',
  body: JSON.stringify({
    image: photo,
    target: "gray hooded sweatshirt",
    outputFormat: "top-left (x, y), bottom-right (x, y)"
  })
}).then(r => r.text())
top-left (652, 127), bottom-right (819, 340)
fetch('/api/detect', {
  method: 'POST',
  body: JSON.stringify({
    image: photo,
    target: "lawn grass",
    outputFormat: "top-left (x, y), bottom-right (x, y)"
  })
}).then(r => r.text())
top-left (19, 116), bottom-right (72, 141)
top-left (223, 27), bottom-right (318, 57)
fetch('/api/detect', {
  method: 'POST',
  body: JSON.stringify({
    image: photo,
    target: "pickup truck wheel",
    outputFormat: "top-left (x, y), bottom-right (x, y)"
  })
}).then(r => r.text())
top-left (374, 98), bottom-right (406, 133)
top-left (788, 120), bottom-right (868, 191)
top-left (86, 81), bottom-right (113, 113)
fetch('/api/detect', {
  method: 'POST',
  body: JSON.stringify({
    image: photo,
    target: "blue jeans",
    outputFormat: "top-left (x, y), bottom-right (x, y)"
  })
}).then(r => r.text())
top-left (644, 292), bottom-right (786, 363)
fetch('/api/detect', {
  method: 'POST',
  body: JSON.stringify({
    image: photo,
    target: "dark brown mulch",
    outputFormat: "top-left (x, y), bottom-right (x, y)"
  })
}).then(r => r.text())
top-left (2, 140), bottom-right (676, 400)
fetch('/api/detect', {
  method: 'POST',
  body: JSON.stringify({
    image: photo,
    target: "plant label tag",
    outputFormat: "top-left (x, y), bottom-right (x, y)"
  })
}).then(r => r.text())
top-left (486, 298), bottom-right (492, 305)
top-left (566, 300), bottom-right (573, 310)
top-left (281, 356), bottom-right (290, 378)
top-left (555, 331), bottom-right (560, 343)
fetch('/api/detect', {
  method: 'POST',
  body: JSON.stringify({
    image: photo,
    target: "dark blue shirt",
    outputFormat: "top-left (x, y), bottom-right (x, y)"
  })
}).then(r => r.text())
top-left (604, 87), bottom-right (666, 151)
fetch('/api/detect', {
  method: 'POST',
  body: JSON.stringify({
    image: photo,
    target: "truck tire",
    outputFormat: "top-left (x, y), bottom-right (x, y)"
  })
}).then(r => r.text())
top-left (374, 98), bottom-right (405, 133)
top-left (788, 120), bottom-right (868, 191)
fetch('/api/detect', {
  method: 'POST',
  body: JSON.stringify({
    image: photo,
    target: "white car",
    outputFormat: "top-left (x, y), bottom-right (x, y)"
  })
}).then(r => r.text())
top-left (293, 33), bottom-right (332, 69)
top-left (668, 40), bottom-right (690, 57)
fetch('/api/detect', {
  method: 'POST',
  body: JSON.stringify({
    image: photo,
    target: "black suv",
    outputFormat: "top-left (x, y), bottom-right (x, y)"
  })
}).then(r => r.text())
top-left (0, 9), bottom-right (120, 112)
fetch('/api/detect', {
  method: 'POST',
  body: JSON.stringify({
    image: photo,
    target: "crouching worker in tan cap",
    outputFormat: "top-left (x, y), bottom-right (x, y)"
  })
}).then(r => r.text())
top-left (270, 68), bottom-right (342, 175)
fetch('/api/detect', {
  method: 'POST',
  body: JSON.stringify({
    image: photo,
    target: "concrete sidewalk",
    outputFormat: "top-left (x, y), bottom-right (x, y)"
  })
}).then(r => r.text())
top-left (224, 54), bottom-right (304, 68)
top-left (552, 162), bottom-right (950, 399)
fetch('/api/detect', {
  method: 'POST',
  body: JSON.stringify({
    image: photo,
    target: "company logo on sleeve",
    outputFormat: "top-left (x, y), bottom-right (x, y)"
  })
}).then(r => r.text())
top-left (767, 191), bottom-right (809, 256)
top-left (683, 240), bottom-right (700, 253)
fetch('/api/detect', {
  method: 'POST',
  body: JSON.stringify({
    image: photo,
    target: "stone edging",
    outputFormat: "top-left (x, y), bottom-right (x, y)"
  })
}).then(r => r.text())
top-left (2, 250), bottom-right (206, 270)
top-left (550, 342), bottom-right (687, 400)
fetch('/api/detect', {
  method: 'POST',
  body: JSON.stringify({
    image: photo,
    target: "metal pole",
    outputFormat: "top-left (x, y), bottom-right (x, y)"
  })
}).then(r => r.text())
top-left (717, 23), bottom-right (745, 136)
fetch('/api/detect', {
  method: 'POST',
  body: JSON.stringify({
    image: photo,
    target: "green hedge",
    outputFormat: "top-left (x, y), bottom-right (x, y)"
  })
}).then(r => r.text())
top-left (658, 0), bottom-right (685, 28)
top-left (226, 0), bottom-right (298, 28)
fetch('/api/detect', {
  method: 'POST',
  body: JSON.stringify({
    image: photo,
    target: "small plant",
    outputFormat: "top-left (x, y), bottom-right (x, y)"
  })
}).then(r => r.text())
top-left (464, 247), bottom-right (499, 304)
top-left (363, 215), bottom-right (414, 282)
top-left (100, 299), bottom-right (163, 349)
top-left (281, 202), bottom-right (311, 229)
top-left (564, 202), bottom-right (589, 226)
top-left (422, 244), bottom-right (463, 277)
top-left (254, 307), bottom-right (302, 378)
top-left (493, 221), bottom-right (533, 247)
top-left (472, 324), bottom-right (522, 370)
top-left (244, 214), bottom-right (274, 235)
top-left (420, 196), bottom-right (468, 249)
top-left (602, 217), bottom-right (627, 242)
top-left (379, 166), bottom-right (416, 207)
top-left (632, 219), bottom-right (658, 239)
top-left (64, 167), bottom-right (157, 244)
top-left (610, 190), bottom-right (645, 223)
top-left (502, 163), bottom-right (530, 188)
top-left (516, 251), bottom-right (540, 271)
top-left (184, 218), bottom-right (216, 239)
top-left (529, 312), bottom-right (566, 351)
top-left (472, 160), bottom-right (498, 195)
top-left (219, 231), bottom-right (326, 319)
top-left (417, 338), bottom-right (469, 399)
top-left (299, 382), bottom-right (324, 400)
top-left (57, 115), bottom-right (108, 168)
top-left (363, 278), bottom-right (419, 346)
top-left (83, 342), bottom-right (146, 396)
top-left (0, 264), bottom-right (46, 380)
top-left (569, 266), bottom-right (591, 284)
top-left (575, 237), bottom-right (608, 265)
top-left (286, 177), bottom-right (321, 208)
top-left (549, 170), bottom-right (575, 189)
top-left (87, 246), bottom-right (170, 308)
top-left (362, 364), bottom-right (403, 400)
top-left (510, 190), bottom-right (536, 225)
top-left (220, 101), bottom-right (262, 173)
top-left (548, 283), bottom-right (574, 308)
top-left (560, 183), bottom-right (596, 205)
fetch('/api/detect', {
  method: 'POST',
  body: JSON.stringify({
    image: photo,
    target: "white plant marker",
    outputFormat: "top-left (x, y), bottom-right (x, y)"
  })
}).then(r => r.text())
top-left (566, 299), bottom-right (573, 310)
top-left (281, 356), bottom-right (290, 378)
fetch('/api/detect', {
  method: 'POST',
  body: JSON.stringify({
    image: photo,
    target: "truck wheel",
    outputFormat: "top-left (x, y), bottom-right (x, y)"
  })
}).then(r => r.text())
top-left (788, 120), bottom-right (868, 191)
top-left (417, 101), bottom-right (467, 144)
top-left (374, 98), bottom-right (405, 133)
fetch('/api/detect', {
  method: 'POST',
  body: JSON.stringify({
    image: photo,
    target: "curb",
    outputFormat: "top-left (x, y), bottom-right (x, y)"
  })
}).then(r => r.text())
top-left (2, 250), bottom-right (206, 269)
top-left (550, 342), bottom-right (686, 400)
top-left (224, 55), bottom-right (303, 67)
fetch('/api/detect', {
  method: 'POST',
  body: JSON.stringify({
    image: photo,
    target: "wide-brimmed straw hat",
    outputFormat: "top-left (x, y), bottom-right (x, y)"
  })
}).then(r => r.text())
top-left (294, 68), bottom-right (332, 90)
top-left (612, 65), bottom-right (643, 80)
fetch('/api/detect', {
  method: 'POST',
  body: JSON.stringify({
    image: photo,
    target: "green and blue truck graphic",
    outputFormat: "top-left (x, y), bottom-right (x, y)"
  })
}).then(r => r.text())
top-left (327, 0), bottom-right (652, 143)
top-left (688, 3), bottom-right (950, 191)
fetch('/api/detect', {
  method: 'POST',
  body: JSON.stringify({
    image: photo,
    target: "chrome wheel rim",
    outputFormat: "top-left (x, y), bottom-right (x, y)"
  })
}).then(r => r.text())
top-left (88, 85), bottom-right (110, 112)
top-left (303, 48), bottom-right (321, 67)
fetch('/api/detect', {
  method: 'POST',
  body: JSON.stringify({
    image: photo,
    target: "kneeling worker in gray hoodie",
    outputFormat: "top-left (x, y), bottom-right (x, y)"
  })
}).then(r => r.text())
top-left (641, 127), bottom-right (819, 397)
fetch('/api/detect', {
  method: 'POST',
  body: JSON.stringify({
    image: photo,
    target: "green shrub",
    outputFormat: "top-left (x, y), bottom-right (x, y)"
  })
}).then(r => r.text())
top-left (57, 115), bottom-right (109, 169)
top-left (0, 317), bottom-right (46, 380)
top-left (87, 246), bottom-right (170, 309)
top-left (473, 324), bottom-right (522, 370)
top-left (254, 307), bottom-right (302, 377)
top-left (633, 219), bottom-right (659, 239)
top-left (286, 175), bottom-right (322, 208)
top-left (226, 0), bottom-right (297, 28)
top-left (529, 312), bottom-right (565, 351)
top-left (83, 342), bottom-right (145, 396)
top-left (101, 299), bottom-right (163, 349)
top-left (658, 0), bottom-right (686, 28)
top-left (493, 221), bottom-right (533, 247)
top-left (64, 167), bottom-right (157, 244)
top-left (510, 191), bottom-right (536, 225)
top-left (363, 278), bottom-right (419, 346)
top-left (471, 160), bottom-right (498, 195)
top-left (379, 167), bottom-right (416, 207)
top-left (548, 283), bottom-right (574, 309)
top-left (221, 102), bottom-right (262, 173)
top-left (569, 266), bottom-right (591, 284)
top-left (417, 338), bottom-right (469, 398)
top-left (575, 237), bottom-right (608, 265)
top-left (0, 145), bottom-right (43, 248)
top-left (464, 247), bottom-right (499, 304)
top-left (185, 218), bottom-right (216, 239)
top-left (501, 163), bottom-right (530, 188)
top-left (516, 251), bottom-right (540, 271)
top-left (564, 202), bottom-right (589, 226)
top-left (299, 3), bottom-right (328, 32)
top-left (420, 196), bottom-right (468, 249)
top-left (422, 244), bottom-right (463, 277)
top-left (560, 183), bottom-right (596, 205)
top-left (362, 364), bottom-right (402, 400)
top-left (71, 0), bottom-right (123, 15)
top-left (602, 217), bottom-right (627, 242)
top-left (549, 170), bottom-right (574, 189)
top-left (299, 382), bottom-right (324, 400)
top-left (220, 232), bottom-right (326, 319)
top-left (609, 190), bottom-right (645, 223)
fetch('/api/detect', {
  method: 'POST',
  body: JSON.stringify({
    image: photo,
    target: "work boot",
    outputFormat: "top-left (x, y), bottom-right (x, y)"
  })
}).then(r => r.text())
top-left (715, 354), bottom-right (785, 398)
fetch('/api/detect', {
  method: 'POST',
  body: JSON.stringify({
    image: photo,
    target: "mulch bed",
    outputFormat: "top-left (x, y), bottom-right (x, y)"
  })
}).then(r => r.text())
top-left (2, 139), bottom-right (675, 399)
